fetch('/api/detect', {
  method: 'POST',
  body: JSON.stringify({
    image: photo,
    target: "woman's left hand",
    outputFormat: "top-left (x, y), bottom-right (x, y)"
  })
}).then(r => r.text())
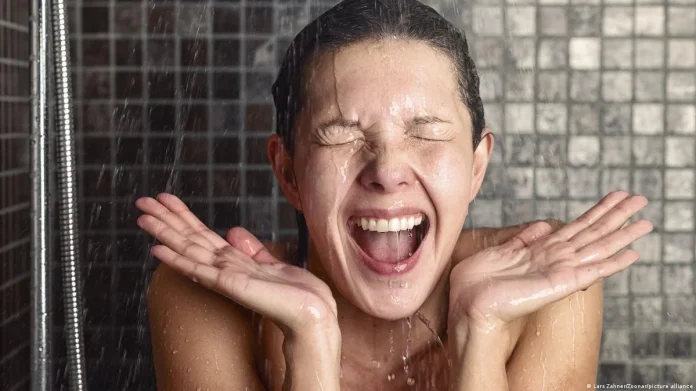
top-left (448, 191), bottom-right (652, 339)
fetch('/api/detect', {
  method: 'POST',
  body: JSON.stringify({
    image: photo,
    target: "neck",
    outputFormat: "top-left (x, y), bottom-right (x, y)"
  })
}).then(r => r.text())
top-left (306, 240), bottom-right (452, 375)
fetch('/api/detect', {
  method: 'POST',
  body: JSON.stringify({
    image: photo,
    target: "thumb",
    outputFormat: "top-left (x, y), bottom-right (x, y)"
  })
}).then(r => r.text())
top-left (226, 227), bottom-right (278, 263)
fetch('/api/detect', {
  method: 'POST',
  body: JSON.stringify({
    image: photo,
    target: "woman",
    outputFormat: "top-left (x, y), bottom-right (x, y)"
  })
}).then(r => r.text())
top-left (136, 1), bottom-right (653, 390)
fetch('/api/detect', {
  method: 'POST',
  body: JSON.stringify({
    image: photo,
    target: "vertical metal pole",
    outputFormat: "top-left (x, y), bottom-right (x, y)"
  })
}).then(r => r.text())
top-left (30, 0), bottom-right (52, 388)
top-left (51, 0), bottom-right (87, 388)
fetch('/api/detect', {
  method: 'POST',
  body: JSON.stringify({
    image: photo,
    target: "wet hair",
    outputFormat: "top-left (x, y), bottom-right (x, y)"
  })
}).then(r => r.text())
top-left (271, 0), bottom-right (485, 266)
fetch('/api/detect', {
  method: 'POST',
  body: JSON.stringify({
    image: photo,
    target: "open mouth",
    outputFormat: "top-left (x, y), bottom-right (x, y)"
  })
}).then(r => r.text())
top-left (347, 214), bottom-right (430, 264)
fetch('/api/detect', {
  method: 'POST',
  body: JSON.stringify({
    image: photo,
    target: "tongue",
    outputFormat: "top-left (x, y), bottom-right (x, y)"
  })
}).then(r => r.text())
top-left (353, 229), bottom-right (419, 263)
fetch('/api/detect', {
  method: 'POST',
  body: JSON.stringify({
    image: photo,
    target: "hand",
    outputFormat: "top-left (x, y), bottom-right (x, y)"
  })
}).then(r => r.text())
top-left (135, 193), bottom-right (339, 337)
top-left (448, 191), bottom-right (653, 337)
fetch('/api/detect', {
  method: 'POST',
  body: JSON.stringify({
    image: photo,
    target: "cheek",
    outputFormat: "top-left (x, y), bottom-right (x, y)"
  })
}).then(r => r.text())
top-left (296, 150), bottom-right (352, 227)
top-left (421, 144), bottom-right (473, 199)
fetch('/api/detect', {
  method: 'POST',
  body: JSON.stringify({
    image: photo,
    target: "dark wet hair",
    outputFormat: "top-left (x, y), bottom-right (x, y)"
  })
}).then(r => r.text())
top-left (271, 0), bottom-right (485, 266)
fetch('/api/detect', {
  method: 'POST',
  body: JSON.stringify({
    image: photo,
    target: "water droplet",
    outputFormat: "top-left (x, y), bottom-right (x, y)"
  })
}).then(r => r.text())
top-left (205, 360), bottom-right (210, 365)
top-left (172, 350), bottom-right (178, 355)
top-left (407, 377), bottom-right (415, 386)
top-left (387, 373), bottom-right (395, 381)
top-left (187, 368), bottom-right (192, 373)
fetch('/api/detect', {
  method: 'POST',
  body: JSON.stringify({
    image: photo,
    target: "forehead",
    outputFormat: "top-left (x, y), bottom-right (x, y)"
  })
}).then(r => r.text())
top-left (301, 39), bottom-right (466, 124)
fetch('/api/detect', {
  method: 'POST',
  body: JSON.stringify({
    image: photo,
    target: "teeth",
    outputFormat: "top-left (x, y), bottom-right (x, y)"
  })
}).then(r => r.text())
top-left (356, 214), bottom-right (425, 233)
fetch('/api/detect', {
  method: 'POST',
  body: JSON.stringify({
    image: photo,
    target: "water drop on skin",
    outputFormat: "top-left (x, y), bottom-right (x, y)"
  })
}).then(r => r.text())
top-left (407, 378), bottom-right (415, 386)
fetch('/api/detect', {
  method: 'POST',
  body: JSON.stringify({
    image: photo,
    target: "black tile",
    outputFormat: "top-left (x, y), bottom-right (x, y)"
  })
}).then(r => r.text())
top-left (213, 6), bottom-right (241, 33)
top-left (245, 136), bottom-right (269, 164)
top-left (115, 72), bottom-right (143, 99)
top-left (245, 6), bottom-right (273, 34)
top-left (244, 71), bottom-right (273, 101)
top-left (148, 168), bottom-right (177, 194)
top-left (83, 71), bottom-right (111, 99)
top-left (82, 7), bottom-right (109, 34)
top-left (213, 202), bottom-right (241, 229)
top-left (146, 39), bottom-right (175, 66)
top-left (245, 104), bottom-right (273, 132)
top-left (114, 104), bottom-right (144, 133)
top-left (597, 363), bottom-right (627, 384)
top-left (83, 39), bottom-right (110, 66)
top-left (147, 6), bottom-right (175, 34)
top-left (212, 170), bottom-right (240, 197)
top-left (148, 105), bottom-right (176, 132)
top-left (632, 331), bottom-right (661, 358)
top-left (664, 333), bottom-right (692, 358)
top-left (279, 202), bottom-right (298, 230)
top-left (213, 39), bottom-right (240, 66)
top-left (181, 137), bottom-right (208, 164)
top-left (115, 137), bottom-right (145, 165)
top-left (213, 72), bottom-right (240, 99)
top-left (180, 104), bottom-right (208, 132)
top-left (180, 169), bottom-right (208, 197)
top-left (148, 138), bottom-right (176, 165)
top-left (82, 104), bottom-right (113, 133)
top-left (115, 40), bottom-right (142, 66)
top-left (246, 169), bottom-right (273, 196)
top-left (180, 72), bottom-right (207, 100)
top-left (181, 38), bottom-right (208, 67)
top-left (83, 266), bottom-right (113, 299)
top-left (211, 103), bottom-right (241, 132)
top-left (213, 137), bottom-right (240, 163)
top-left (148, 72), bottom-right (175, 99)
top-left (81, 137), bottom-right (111, 165)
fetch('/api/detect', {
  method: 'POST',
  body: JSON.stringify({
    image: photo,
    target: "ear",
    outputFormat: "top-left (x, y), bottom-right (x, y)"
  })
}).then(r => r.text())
top-left (267, 134), bottom-right (303, 212)
top-left (469, 127), bottom-right (494, 200)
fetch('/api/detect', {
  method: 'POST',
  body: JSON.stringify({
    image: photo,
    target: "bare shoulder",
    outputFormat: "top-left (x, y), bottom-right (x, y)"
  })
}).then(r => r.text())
top-left (148, 263), bottom-right (263, 390)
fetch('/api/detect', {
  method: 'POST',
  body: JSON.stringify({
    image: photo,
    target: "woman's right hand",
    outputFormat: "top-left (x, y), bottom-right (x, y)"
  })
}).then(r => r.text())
top-left (135, 193), bottom-right (339, 338)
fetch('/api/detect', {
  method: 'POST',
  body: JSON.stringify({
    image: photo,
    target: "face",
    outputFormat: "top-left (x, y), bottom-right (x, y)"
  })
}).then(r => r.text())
top-left (269, 39), bottom-right (493, 320)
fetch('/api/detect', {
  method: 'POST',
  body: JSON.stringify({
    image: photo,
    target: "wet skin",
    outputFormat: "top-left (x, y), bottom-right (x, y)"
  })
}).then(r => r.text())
top-left (137, 39), bottom-right (653, 390)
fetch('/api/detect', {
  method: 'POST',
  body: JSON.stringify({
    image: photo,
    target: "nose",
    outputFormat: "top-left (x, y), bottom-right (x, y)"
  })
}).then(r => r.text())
top-left (358, 146), bottom-right (416, 194)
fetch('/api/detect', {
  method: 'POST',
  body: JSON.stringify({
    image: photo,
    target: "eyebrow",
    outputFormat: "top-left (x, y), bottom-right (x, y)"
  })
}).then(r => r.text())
top-left (317, 115), bottom-right (451, 130)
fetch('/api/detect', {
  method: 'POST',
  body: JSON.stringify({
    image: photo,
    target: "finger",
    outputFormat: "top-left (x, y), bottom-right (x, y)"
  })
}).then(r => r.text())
top-left (572, 249), bottom-right (640, 291)
top-left (549, 191), bottom-right (631, 243)
top-left (152, 245), bottom-right (220, 288)
top-left (568, 195), bottom-right (648, 249)
top-left (136, 196), bottom-right (218, 250)
top-left (502, 221), bottom-right (555, 251)
top-left (574, 219), bottom-right (653, 264)
top-left (226, 227), bottom-right (279, 264)
top-left (156, 193), bottom-right (230, 249)
top-left (138, 214), bottom-right (215, 264)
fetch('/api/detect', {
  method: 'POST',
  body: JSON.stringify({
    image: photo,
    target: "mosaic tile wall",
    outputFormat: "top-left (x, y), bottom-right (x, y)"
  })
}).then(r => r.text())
top-left (0, 0), bottom-right (31, 389)
top-left (56, 0), bottom-right (696, 389)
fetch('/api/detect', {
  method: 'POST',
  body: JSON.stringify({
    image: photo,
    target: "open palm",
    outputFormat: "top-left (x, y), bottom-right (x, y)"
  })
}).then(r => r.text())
top-left (450, 191), bottom-right (653, 332)
top-left (135, 193), bottom-right (338, 334)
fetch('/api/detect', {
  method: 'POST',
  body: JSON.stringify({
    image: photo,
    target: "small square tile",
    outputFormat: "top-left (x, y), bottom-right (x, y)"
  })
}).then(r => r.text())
top-left (568, 136), bottom-right (600, 166)
top-left (472, 6), bottom-right (503, 36)
top-left (602, 137), bottom-right (631, 166)
top-left (536, 104), bottom-right (567, 134)
top-left (668, 39), bottom-right (696, 68)
top-left (535, 168), bottom-right (566, 197)
top-left (667, 72), bottom-right (696, 101)
top-left (603, 39), bottom-right (633, 69)
top-left (665, 169), bottom-right (695, 199)
top-left (635, 39), bottom-right (665, 69)
top-left (479, 70), bottom-right (503, 101)
top-left (632, 365), bottom-right (661, 385)
top-left (636, 200), bottom-right (663, 231)
top-left (630, 232), bottom-right (662, 262)
top-left (502, 199), bottom-right (535, 225)
top-left (633, 137), bottom-right (664, 166)
top-left (535, 200), bottom-right (567, 220)
top-left (665, 137), bottom-right (695, 167)
top-left (505, 72), bottom-right (535, 101)
top-left (664, 363), bottom-right (696, 385)
top-left (664, 202), bottom-right (694, 231)
top-left (567, 200), bottom-right (596, 220)
top-left (468, 199), bottom-right (503, 227)
top-left (506, 167), bottom-right (534, 198)
top-left (635, 72), bottom-right (665, 101)
top-left (631, 331), bottom-right (660, 357)
top-left (602, 169), bottom-right (631, 194)
top-left (600, 329), bottom-right (630, 360)
top-left (633, 297), bottom-right (662, 327)
top-left (630, 265), bottom-right (661, 294)
top-left (633, 169), bottom-right (663, 199)
top-left (663, 233), bottom-right (694, 263)
top-left (664, 266), bottom-right (694, 295)
top-left (538, 39), bottom-right (568, 69)
top-left (569, 104), bottom-right (599, 134)
top-left (569, 37), bottom-right (600, 69)
top-left (537, 71), bottom-right (567, 101)
top-left (602, 72), bottom-right (633, 102)
top-left (667, 104), bottom-right (696, 134)
top-left (603, 6), bottom-right (633, 36)
top-left (567, 168), bottom-right (599, 197)
top-left (539, 6), bottom-right (567, 36)
top-left (664, 296), bottom-right (695, 326)
top-left (664, 332), bottom-right (692, 357)
top-left (668, 6), bottom-right (696, 36)
top-left (504, 135), bottom-right (536, 165)
top-left (603, 104), bottom-right (632, 134)
top-left (598, 364), bottom-right (627, 384)
top-left (635, 6), bottom-right (665, 36)
top-left (536, 137), bottom-right (567, 166)
top-left (633, 104), bottom-right (664, 135)
top-left (570, 71), bottom-right (600, 102)
top-left (505, 38), bottom-right (536, 69)
top-left (568, 6), bottom-right (600, 36)
top-left (176, 5), bottom-right (210, 35)
top-left (506, 6), bottom-right (536, 36)
top-left (485, 104), bottom-right (503, 134)
top-left (603, 297), bottom-right (630, 326)
top-left (505, 104), bottom-right (535, 134)
top-left (603, 268), bottom-right (629, 295)
top-left (473, 38), bottom-right (504, 67)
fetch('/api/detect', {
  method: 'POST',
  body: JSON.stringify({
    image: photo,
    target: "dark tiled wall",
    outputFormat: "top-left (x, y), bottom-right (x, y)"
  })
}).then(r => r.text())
top-left (62, 0), bottom-right (696, 389)
top-left (0, 0), bottom-right (31, 389)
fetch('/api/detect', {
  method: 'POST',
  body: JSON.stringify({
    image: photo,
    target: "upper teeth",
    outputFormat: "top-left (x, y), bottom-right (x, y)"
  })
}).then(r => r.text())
top-left (355, 215), bottom-right (424, 233)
